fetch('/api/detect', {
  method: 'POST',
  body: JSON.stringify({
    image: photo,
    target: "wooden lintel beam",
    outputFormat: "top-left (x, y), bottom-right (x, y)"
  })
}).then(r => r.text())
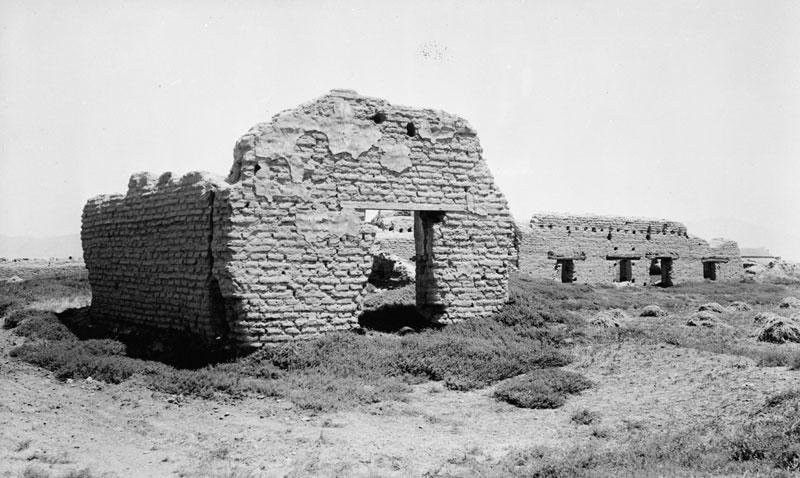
top-left (702, 257), bottom-right (730, 263)
top-left (340, 201), bottom-right (467, 212)
top-left (547, 251), bottom-right (586, 261)
top-left (645, 252), bottom-right (680, 259)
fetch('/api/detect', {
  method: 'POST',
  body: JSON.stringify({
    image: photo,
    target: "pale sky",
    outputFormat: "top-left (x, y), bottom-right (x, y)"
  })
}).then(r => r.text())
top-left (1, 0), bottom-right (798, 259)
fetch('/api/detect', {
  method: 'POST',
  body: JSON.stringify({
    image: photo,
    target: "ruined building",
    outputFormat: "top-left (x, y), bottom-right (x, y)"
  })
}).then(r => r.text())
top-left (366, 211), bottom-right (416, 288)
top-left (82, 90), bottom-right (517, 347)
top-left (517, 214), bottom-right (744, 285)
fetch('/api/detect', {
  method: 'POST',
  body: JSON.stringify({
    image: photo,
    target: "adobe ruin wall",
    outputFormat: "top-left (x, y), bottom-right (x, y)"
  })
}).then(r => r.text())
top-left (371, 212), bottom-right (416, 263)
top-left (82, 90), bottom-right (517, 347)
top-left (517, 213), bottom-right (744, 285)
top-left (81, 171), bottom-right (231, 338)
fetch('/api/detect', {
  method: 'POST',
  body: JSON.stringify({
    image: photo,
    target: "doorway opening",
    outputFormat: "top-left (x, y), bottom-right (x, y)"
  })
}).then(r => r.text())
top-left (659, 258), bottom-right (674, 287)
top-left (703, 262), bottom-right (718, 281)
top-left (365, 210), bottom-right (415, 289)
top-left (649, 257), bottom-right (674, 287)
top-left (557, 259), bottom-right (575, 283)
top-left (359, 208), bottom-right (448, 331)
top-left (415, 210), bottom-right (446, 318)
top-left (618, 259), bottom-right (633, 282)
top-left (649, 259), bottom-right (661, 276)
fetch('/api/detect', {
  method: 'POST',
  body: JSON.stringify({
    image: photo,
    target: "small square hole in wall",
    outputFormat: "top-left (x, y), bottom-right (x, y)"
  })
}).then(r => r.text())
top-left (369, 112), bottom-right (387, 124)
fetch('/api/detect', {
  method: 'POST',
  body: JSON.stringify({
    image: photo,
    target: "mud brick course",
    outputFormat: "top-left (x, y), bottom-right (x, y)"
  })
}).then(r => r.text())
top-left (516, 213), bottom-right (744, 285)
top-left (82, 90), bottom-right (516, 347)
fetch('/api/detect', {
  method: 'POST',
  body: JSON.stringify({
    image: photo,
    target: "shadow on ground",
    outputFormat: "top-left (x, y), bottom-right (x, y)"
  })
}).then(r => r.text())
top-left (56, 306), bottom-right (243, 369)
top-left (358, 304), bottom-right (440, 333)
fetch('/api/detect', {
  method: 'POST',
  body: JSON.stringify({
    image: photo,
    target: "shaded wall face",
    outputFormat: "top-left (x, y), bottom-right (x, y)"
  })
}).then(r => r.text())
top-left (518, 216), bottom-right (743, 285)
top-left (81, 174), bottom-right (231, 339)
top-left (215, 92), bottom-right (516, 345)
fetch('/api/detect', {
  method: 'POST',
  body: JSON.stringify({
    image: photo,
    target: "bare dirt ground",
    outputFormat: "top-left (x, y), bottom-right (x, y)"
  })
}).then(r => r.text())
top-left (2, 322), bottom-right (798, 477)
top-left (3, 262), bottom-right (800, 476)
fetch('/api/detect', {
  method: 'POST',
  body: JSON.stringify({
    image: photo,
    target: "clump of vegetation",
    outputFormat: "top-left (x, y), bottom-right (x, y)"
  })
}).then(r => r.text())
top-left (8, 269), bottom-right (798, 414)
top-left (22, 466), bottom-right (99, 478)
top-left (494, 369), bottom-right (592, 409)
top-left (698, 302), bottom-right (725, 314)
top-left (728, 389), bottom-right (800, 471)
top-left (780, 297), bottom-right (800, 309)
top-left (11, 311), bottom-right (76, 341)
top-left (619, 305), bottom-right (800, 368)
top-left (588, 309), bottom-right (628, 328)
top-left (8, 274), bottom-right (578, 410)
top-left (459, 389), bottom-right (800, 476)
top-left (4, 309), bottom-right (53, 330)
top-left (639, 304), bottom-right (667, 317)
top-left (757, 315), bottom-right (800, 344)
top-left (753, 311), bottom-right (782, 324)
top-left (571, 408), bottom-right (600, 425)
top-left (0, 267), bottom-right (90, 314)
top-left (727, 301), bottom-right (753, 312)
top-left (686, 311), bottom-right (727, 328)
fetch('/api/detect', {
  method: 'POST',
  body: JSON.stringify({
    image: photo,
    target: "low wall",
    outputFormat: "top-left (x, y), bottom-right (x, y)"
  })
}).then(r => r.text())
top-left (81, 171), bottom-right (231, 339)
top-left (518, 214), bottom-right (743, 285)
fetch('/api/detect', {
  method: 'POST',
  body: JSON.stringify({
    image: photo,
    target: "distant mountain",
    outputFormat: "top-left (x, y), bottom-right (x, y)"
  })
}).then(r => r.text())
top-left (0, 234), bottom-right (82, 259)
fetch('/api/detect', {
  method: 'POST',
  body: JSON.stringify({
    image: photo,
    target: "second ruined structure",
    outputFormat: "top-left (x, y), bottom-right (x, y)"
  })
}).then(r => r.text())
top-left (517, 213), bottom-right (744, 285)
top-left (82, 90), bottom-right (517, 347)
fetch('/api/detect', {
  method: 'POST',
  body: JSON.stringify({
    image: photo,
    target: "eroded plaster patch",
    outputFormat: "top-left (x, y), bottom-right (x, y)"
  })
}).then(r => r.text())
top-left (250, 100), bottom-right (382, 183)
top-left (419, 119), bottom-right (456, 141)
top-left (295, 207), bottom-right (362, 243)
top-left (379, 142), bottom-right (412, 173)
top-left (321, 100), bottom-right (383, 157)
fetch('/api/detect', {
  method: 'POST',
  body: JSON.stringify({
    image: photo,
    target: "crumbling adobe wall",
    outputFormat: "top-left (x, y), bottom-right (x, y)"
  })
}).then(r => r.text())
top-left (517, 213), bottom-right (744, 285)
top-left (81, 171), bottom-right (232, 339)
top-left (371, 211), bottom-right (415, 263)
top-left (219, 89), bottom-right (516, 346)
top-left (83, 90), bottom-right (516, 347)
top-left (708, 238), bottom-right (745, 281)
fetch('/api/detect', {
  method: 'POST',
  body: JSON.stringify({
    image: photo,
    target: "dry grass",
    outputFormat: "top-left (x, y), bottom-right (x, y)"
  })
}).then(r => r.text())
top-left (5, 266), bottom-right (800, 417)
top-left (445, 387), bottom-right (800, 477)
top-left (5, 264), bottom-right (800, 475)
top-left (22, 467), bottom-right (100, 478)
top-left (6, 270), bottom-right (576, 411)
top-left (610, 309), bottom-right (800, 367)
top-left (570, 408), bottom-right (600, 425)
top-left (494, 369), bottom-right (592, 409)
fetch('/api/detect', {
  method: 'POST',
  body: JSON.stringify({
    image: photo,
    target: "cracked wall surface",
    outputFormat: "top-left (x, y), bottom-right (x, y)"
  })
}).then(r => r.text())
top-left (82, 90), bottom-right (516, 347)
top-left (517, 213), bottom-right (744, 285)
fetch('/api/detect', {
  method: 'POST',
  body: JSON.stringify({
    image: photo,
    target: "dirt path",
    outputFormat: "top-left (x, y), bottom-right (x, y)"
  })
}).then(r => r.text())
top-left (1, 327), bottom-right (798, 477)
